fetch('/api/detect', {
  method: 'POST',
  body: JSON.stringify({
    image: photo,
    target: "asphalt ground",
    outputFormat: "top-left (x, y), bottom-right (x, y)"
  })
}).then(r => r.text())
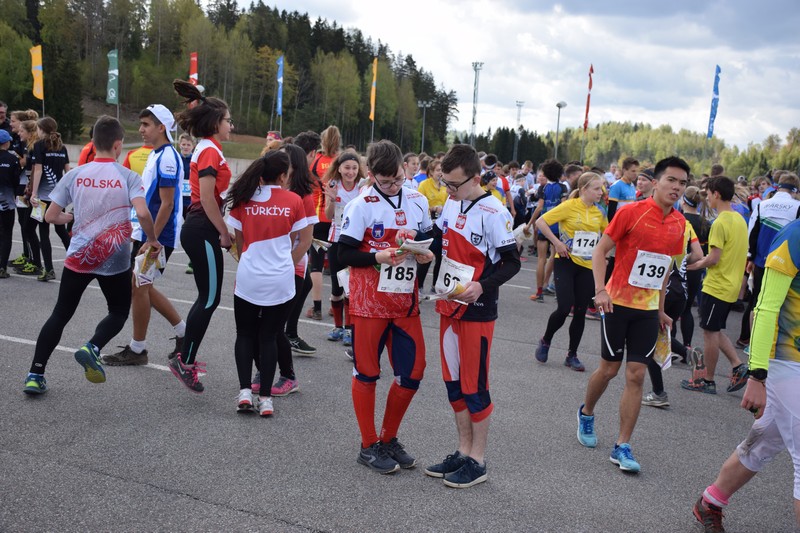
top-left (0, 232), bottom-right (796, 532)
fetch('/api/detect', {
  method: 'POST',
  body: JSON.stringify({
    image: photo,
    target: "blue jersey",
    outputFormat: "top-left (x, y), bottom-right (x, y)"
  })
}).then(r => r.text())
top-left (131, 143), bottom-right (183, 248)
top-left (608, 179), bottom-right (637, 206)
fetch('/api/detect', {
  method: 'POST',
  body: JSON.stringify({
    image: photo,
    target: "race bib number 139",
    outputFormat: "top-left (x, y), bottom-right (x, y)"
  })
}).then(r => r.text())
top-left (628, 250), bottom-right (671, 290)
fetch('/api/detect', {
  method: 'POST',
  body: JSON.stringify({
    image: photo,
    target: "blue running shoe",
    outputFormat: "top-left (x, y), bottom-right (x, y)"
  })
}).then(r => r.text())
top-left (74, 343), bottom-right (106, 383)
top-left (577, 404), bottom-right (597, 448)
top-left (443, 457), bottom-right (487, 489)
top-left (610, 443), bottom-right (641, 473)
top-left (342, 328), bottom-right (353, 347)
top-left (327, 327), bottom-right (345, 342)
top-left (535, 338), bottom-right (550, 363)
top-left (23, 373), bottom-right (47, 395)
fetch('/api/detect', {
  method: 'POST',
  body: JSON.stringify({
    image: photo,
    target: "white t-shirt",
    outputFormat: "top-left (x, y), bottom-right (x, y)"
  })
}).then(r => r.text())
top-left (50, 158), bottom-right (145, 275)
top-left (227, 186), bottom-right (308, 306)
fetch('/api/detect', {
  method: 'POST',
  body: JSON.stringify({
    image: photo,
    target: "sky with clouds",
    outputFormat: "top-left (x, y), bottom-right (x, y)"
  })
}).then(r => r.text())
top-left (286, 0), bottom-right (799, 149)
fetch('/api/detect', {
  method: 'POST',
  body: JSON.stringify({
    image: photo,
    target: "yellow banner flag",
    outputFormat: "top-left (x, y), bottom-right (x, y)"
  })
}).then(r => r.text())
top-left (369, 57), bottom-right (377, 122)
top-left (30, 45), bottom-right (43, 101)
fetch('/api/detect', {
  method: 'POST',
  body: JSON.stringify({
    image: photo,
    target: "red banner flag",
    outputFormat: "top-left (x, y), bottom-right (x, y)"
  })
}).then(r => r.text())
top-left (189, 52), bottom-right (198, 85)
top-left (583, 64), bottom-right (594, 132)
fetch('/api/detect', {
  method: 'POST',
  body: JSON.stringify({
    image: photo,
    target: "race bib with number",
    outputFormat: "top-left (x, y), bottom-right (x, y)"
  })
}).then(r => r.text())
top-left (378, 257), bottom-right (417, 293)
top-left (570, 231), bottom-right (599, 257)
top-left (435, 256), bottom-right (476, 295)
top-left (628, 250), bottom-right (672, 290)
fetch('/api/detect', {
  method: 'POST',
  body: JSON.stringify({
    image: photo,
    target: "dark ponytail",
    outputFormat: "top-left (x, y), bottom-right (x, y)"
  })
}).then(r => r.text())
top-left (227, 151), bottom-right (290, 210)
top-left (173, 79), bottom-right (229, 138)
top-left (282, 144), bottom-right (313, 197)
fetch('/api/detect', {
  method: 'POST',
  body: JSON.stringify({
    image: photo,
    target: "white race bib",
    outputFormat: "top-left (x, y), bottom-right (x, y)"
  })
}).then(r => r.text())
top-left (378, 257), bottom-right (417, 293)
top-left (628, 250), bottom-right (671, 290)
top-left (570, 231), bottom-right (599, 258)
top-left (435, 256), bottom-right (476, 294)
top-left (336, 267), bottom-right (351, 297)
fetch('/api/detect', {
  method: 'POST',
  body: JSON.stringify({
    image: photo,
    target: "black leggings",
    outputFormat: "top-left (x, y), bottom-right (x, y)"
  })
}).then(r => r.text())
top-left (277, 273), bottom-right (312, 380)
top-left (0, 209), bottom-right (14, 268)
top-left (285, 272), bottom-right (312, 338)
top-left (309, 222), bottom-right (330, 273)
top-left (180, 213), bottom-right (224, 364)
top-left (29, 267), bottom-right (131, 374)
top-left (543, 257), bottom-right (594, 353)
top-left (647, 294), bottom-right (688, 395)
top-left (16, 205), bottom-right (31, 259)
top-left (234, 296), bottom-right (291, 395)
top-left (26, 216), bottom-right (70, 271)
top-left (679, 268), bottom-right (703, 346)
top-left (328, 243), bottom-right (345, 298)
top-left (739, 266), bottom-right (764, 343)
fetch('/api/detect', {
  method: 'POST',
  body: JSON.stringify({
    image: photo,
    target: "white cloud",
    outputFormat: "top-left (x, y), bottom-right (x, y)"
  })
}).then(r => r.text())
top-left (280, 0), bottom-right (800, 148)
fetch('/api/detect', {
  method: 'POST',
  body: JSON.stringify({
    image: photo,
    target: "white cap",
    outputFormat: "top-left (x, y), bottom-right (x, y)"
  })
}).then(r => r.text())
top-left (147, 104), bottom-right (176, 143)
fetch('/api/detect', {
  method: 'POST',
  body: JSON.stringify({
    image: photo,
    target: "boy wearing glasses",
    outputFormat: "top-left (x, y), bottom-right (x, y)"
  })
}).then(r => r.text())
top-left (424, 144), bottom-right (521, 488)
top-left (337, 140), bottom-right (434, 474)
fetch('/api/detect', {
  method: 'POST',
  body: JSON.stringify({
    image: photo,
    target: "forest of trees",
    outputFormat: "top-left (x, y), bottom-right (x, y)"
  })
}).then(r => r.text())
top-left (0, 0), bottom-right (797, 178)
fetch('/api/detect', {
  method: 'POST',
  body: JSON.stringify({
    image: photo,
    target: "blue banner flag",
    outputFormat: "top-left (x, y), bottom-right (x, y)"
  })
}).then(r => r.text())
top-left (276, 55), bottom-right (284, 117)
top-left (707, 65), bottom-right (721, 139)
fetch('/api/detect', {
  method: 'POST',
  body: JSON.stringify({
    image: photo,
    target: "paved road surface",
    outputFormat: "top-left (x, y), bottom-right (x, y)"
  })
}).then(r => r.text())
top-left (1, 237), bottom-right (795, 532)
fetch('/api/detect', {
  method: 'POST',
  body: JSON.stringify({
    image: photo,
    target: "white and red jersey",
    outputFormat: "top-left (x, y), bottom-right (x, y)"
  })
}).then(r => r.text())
top-left (328, 179), bottom-right (361, 242)
top-left (294, 192), bottom-right (318, 278)
top-left (227, 185), bottom-right (308, 306)
top-left (338, 185), bottom-right (433, 319)
top-left (435, 192), bottom-right (517, 321)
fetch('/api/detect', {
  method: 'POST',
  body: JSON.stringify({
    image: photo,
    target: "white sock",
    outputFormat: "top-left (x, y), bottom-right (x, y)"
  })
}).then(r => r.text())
top-left (129, 339), bottom-right (146, 354)
top-left (173, 320), bottom-right (186, 338)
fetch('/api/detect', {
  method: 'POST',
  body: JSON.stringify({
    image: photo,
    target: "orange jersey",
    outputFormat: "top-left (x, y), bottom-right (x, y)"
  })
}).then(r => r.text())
top-left (310, 153), bottom-right (335, 223)
top-left (604, 198), bottom-right (686, 311)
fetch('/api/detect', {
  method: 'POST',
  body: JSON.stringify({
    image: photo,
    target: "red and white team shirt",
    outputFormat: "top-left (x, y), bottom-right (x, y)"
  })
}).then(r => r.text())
top-left (189, 137), bottom-right (231, 215)
top-left (294, 192), bottom-right (319, 277)
top-left (338, 185), bottom-right (433, 319)
top-left (328, 180), bottom-right (361, 242)
top-left (435, 192), bottom-right (517, 322)
top-left (227, 186), bottom-right (308, 306)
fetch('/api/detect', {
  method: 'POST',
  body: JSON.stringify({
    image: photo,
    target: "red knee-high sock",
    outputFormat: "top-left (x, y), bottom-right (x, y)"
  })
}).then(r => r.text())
top-left (331, 299), bottom-right (344, 328)
top-left (352, 377), bottom-right (377, 448)
top-left (343, 297), bottom-right (351, 328)
top-left (380, 381), bottom-right (417, 442)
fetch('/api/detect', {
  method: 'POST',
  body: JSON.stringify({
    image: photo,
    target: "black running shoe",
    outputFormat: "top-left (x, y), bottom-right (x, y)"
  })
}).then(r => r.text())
top-left (383, 437), bottom-right (416, 469)
top-left (168, 354), bottom-right (205, 393)
top-left (288, 336), bottom-right (316, 355)
top-left (101, 345), bottom-right (148, 366)
top-left (443, 457), bottom-right (487, 488)
top-left (424, 451), bottom-right (466, 478)
top-left (357, 442), bottom-right (399, 474)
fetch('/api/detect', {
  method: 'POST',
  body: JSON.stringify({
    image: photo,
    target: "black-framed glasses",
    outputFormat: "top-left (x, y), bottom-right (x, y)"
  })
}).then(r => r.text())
top-left (375, 177), bottom-right (404, 188)
top-left (441, 176), bottom-right (473, 192)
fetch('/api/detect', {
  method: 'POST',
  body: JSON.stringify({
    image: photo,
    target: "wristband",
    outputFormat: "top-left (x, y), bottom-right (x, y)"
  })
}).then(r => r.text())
top-left (595, 288), bottom-right (607, 295)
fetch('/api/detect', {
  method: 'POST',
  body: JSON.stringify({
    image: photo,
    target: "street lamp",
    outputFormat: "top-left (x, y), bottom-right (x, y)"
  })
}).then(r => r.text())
top-left (417, 100), bottom-right (432, 153)
top-left (554, 101), bottom-right (567, 161)
top-left (513, 100), bottom-right (524, 161)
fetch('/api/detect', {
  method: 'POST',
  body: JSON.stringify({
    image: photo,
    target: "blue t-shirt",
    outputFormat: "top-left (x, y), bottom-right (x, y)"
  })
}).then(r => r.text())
top-left (608, 179), bottom-right (637, 206)
top-left (131, 143), bottom-right (183, 248)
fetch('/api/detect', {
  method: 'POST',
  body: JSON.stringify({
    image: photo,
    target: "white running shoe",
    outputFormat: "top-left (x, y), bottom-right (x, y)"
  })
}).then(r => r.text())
top-left (257, 396), bottom-right (274, 417)
top-left (237, 388), bottom-right (254, 413)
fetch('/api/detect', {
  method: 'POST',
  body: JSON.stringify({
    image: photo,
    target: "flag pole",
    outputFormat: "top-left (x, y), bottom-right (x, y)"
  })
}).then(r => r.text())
top-left (580, 64), bottom-right (594, 164)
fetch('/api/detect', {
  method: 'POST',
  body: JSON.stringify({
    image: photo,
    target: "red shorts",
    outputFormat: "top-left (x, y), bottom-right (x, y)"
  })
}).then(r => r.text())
top-left (351, 315), bottom-right (426, 389)
top-left (439, 315), bottom-right (495, 422)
